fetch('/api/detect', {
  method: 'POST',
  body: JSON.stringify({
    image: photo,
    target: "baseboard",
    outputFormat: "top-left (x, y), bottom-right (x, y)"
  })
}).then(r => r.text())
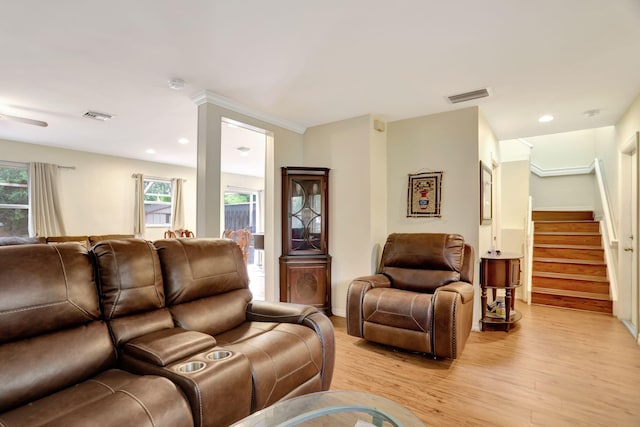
top-left (621, 319), bottom-right (638, 340)
top-left (332, 307), bottom-right (346, 317)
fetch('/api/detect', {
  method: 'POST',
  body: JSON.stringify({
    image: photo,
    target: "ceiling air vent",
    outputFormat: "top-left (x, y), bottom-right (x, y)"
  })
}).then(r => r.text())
top-left (447, 88), bottom-right (490, 104)
top-left (82, 111), bottom-right (113, 121)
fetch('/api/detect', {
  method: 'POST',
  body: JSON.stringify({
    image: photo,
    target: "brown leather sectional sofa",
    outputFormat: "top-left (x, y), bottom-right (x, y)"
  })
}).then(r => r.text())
top-left (0, 238), bottom-right (335, 427)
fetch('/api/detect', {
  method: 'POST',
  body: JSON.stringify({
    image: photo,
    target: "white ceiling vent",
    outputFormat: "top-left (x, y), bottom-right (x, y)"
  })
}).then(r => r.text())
top-left (447, 88), bottom-right (491, 104)
top-left (82, 111), bottom-right (113, 121)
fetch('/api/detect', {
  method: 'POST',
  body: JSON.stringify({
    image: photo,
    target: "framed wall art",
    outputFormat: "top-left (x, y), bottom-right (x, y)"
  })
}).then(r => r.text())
top-left (480, 160), bottom-right (492, 224)
top-left (407, 171), bottom-right (443, 217)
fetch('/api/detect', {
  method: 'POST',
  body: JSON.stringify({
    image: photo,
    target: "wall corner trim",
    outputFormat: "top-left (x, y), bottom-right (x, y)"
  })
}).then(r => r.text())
top-left (190, 89), bottom-right (307, 135)
top-left (530, 161), bottom-right (595, 177)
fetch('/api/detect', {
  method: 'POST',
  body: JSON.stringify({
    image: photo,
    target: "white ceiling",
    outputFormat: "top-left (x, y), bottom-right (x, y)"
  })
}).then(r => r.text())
top-left (1, 1), bottom-right (639, 173)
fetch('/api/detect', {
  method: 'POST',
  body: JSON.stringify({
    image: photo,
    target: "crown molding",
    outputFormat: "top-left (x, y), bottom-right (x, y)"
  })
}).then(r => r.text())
top-left (191, 90), bottom-right (307, 135)
top-left (530, 161), bottom-right (595, 177)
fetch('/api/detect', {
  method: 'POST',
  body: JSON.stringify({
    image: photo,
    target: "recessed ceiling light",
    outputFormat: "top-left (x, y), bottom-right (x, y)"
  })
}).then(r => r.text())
top-left (146, 148), bottom-right (156, 154)
top-left (237, 146), bottom-right (250, 156)
top-left (538, 114), bottom-right (554, 123)
top-left (178, 138), bottom-right (190, 144)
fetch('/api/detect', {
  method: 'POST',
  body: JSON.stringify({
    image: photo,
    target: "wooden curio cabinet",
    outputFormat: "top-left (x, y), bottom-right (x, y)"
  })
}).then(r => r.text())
top-left (279, 167), bottom-right (331, 316)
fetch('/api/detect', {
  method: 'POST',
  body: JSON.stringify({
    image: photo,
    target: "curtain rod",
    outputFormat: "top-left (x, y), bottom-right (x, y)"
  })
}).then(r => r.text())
top-left (0, 160), bottom-right (75, 169)
top-left (131, 174), bottom-right (186, 182)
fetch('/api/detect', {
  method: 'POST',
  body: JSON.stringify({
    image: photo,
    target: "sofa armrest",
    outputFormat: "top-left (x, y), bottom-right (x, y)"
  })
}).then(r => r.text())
top-left (431, 282), bottom-right (474, 359)
top-left (246, 300), bottom-right (318, 323)
top-left (346, 274), bottom-right (391, 337)
top-left (246, 301), bottom-right (336, 391)
top-left (123, 328), bottom-right (216, 367)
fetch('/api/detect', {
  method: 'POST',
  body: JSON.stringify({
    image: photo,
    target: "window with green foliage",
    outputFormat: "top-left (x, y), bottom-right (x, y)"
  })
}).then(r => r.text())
top-left (224, 193), bottom-right (251, 205)
top-left (144, 179), bottom-right (172, 226)
top-left (0, 163), bottom-right (29, 237)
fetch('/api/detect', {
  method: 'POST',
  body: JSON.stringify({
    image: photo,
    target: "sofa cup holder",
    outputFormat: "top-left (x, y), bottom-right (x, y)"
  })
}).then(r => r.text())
top-left (206, 350), bottom-right (233, 361)
top-left (176, 361), bottom-right (206, 374)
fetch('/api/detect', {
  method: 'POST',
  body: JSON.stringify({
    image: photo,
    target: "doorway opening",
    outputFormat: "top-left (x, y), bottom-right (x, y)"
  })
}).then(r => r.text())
top-left (221, 118), bottom-right (266, 300)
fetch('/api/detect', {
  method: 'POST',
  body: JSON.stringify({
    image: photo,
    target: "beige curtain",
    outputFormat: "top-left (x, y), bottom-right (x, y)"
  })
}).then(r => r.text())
top-left (133, 173), bottom-right (145, 237)
top-left (171, 178), bottom-right (185, 230)
top-left (29, 162), bottom-right (65, 236)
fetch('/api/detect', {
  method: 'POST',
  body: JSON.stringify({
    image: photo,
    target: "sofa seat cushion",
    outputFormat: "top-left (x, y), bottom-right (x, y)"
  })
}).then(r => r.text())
top-left (215, 322), bottom-right (323, 411)
top-left (362, 287), bottom-right (433, 332)
top-left (0, 369), bottom-right (193, 427)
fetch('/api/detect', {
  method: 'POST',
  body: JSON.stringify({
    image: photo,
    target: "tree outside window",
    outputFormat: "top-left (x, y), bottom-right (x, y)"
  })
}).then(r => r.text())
top-left (0, 163), bottom-right (29, 237)
top-left (144, 179), bottom-right (172, 226)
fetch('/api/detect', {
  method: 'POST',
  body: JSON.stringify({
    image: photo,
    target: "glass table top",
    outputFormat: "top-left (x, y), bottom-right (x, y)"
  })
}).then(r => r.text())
top-left (230, 390), bottom-right (425, 427)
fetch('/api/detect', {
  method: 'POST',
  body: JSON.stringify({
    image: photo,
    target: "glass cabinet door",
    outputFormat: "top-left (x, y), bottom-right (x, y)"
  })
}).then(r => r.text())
top-left (289, 177), bottom-right (323, 252)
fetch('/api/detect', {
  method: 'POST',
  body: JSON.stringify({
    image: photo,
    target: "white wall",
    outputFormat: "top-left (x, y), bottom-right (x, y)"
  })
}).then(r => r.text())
top-left (614, 93), bottom-right (640, 228)
top-left (527, 129), bottom-right (599, 168)
top-left (303, 115), bottom-right (380, 316)
top-left (530, 174), bottom-right (596, 211)
top-left (616, 94), bottom-right (640, 145)
top-left (501, 161), bottom-right (531, 230)
top-left (614, 93), bottom-right (640, 326)
top-left (501, 160), bottom-right (531, 300)
top-left (0, 138), bottom-right (197, 241)
top-left (369, 116), bottom-right (388, 273)
top-left (516, 127), bottom-right (617, 212)
top-left (592, 127), bottom-right (617, 221)
top-left (527, 129), bottom-right (598, 211)
top-left (478, 109), bottom-right (500, 254)
top-left (222, 172), bottom-right (263, 192)
top-left (386, 107), bottom-right (480, 246)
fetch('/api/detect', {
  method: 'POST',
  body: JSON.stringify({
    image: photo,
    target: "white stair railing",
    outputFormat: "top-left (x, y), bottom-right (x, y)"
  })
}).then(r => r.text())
top-left (594, 158), bottom-right (617, 244)
top-left (524, 196), bottom-right (534, 304)
top-left (594, 158), bottom-right (618, 302)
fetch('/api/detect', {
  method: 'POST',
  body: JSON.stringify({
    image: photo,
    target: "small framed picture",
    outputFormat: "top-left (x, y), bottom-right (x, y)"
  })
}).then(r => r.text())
top-left (480, 161), bottom-right (492, 224)
top-left (407, 171), bottom-right (443, 217)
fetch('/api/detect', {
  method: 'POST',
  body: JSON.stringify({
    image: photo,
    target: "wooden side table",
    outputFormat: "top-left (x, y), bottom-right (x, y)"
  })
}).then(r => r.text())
top-left (480, 253), bottom-right (522, 332)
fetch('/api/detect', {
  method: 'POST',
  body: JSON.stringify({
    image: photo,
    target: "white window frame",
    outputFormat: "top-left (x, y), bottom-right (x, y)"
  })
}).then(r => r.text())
top-left (143, 178), bottom-right (173, 227)
top-left (0, 161), bottom-right (30, 237)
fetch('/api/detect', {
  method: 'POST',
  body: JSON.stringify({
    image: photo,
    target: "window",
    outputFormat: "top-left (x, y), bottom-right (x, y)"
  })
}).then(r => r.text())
top-left (144, 179), bottom-right (172, 226)
top-left (0, 162), bottom-right (29, 237)
top-left (224, 190), bottom-right (258, 232)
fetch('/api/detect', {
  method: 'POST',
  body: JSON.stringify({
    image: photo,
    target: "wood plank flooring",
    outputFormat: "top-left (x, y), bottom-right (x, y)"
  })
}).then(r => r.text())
top-left (329, 302), bottom-right (640, 426)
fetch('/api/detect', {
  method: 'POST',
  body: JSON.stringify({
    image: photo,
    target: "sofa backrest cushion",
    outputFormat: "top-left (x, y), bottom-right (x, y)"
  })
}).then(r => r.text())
top-left (88, 234), bottom-right (135, 246)
top-left (0, 243), bottom-right (100, 343)
top-left (92, 239), bottom-right (175, 346)
top-left (92, 239), bottom-right (166, 320)
top-left (155, 238), bottom-right (251, 334)
top-left (0, 243), bottom-right (115, 411)
top-left (379, 233), bottom-right (465, 293)
top-left (154, 238), bottom-right (249, 305)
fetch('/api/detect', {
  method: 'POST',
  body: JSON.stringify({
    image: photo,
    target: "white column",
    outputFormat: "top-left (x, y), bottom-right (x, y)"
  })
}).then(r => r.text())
top-left (195, 101), bottom-right (222, 238)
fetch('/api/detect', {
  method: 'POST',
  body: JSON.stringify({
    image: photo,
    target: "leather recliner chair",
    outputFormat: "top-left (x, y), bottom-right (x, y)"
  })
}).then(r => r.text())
top-left (346, 233), bottom-right (475, 359)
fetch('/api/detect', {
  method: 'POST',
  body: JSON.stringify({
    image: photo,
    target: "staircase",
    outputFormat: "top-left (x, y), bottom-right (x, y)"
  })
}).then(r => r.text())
top-left (531, 210), bottom-right (613, 314)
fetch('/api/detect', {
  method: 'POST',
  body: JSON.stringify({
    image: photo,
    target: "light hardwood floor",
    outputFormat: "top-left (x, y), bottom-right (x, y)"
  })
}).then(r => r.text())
top-left (329, 302), bottom-right (640, 426)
